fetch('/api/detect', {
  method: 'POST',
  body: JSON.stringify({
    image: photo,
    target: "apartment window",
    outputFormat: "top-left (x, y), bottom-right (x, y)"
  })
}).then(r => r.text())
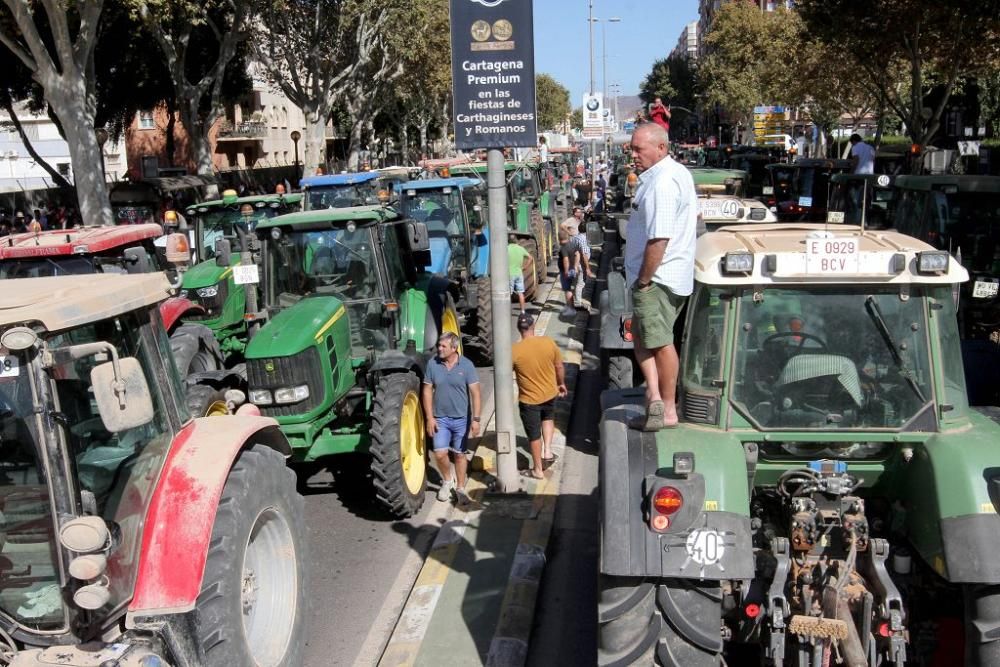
top-left (139, 111), bottom-right (155, 129)
top-left (281, 107), bottom-right (288, 129)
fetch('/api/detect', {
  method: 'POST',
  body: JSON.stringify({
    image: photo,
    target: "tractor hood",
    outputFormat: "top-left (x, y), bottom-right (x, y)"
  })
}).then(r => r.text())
top-left (181, 259), bottom-right (234, 290)
top-left (247, 295), bottom-right (346, 358)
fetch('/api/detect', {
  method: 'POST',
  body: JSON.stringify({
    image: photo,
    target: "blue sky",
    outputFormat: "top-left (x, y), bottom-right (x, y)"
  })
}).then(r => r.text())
top-left (532, 0), bottom-right (700, 108)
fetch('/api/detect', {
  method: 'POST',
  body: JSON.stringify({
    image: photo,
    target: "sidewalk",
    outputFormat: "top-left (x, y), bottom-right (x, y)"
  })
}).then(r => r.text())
top-left (377, 271), bottom-right (590, 667)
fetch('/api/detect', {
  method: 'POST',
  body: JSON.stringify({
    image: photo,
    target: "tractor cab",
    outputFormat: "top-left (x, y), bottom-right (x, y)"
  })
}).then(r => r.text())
top-left (179, 189), bottom-right (303, 355)
top-left (729, 151), bottom-right (779, 199)
top-left (891, 175), bottom-right (1000, 403)
top-left (826, 173), bottom-right (897, 229)
top-left (766, 159), bottom-right (853, 222)
top-left (300, 171), bottom-right (392, 210)
top-left (689, 167), bottom-right (776, 231)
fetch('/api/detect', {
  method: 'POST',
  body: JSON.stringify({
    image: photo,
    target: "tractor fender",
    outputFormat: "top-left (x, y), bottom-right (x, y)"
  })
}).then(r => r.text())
top-left (127, 416), bottom-right (291, 616)
top-left (159, 296), bottom-right (204, 334)
top-left (369, 350), bottom-right (424, 380)
top-left (600, 273), bottom-right (634, 352)
top-left (598, 389), bottom-right (753, 580)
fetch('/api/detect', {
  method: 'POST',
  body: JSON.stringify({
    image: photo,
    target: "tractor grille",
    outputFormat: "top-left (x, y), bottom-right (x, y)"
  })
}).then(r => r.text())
top-left (247, 347), bottom-right (325, 417)
top-left (682, 390), bottom-right (719, 424)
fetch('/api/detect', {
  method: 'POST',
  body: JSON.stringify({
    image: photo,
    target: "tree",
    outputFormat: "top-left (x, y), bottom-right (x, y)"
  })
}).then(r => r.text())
top-left (253, 0), bottom-right (404, 173)
top-left (640, 58), bottom-right (676, 105)
top-left (796, 0), bottom-right (1000, 147)
top-left (132, 0), bottom-right (254, 186)
top-left (570, 107), bottom-right (582, 130)
top-left (640, 55), bottom-right (696, 109)
top-left (0, 0), bottom-right (112, 224)
top-left (535, 73), bottom-right (570, 131)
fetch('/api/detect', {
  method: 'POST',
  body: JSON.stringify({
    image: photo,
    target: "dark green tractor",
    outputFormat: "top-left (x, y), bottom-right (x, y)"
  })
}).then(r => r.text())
top-left (181, 189), bottom-right (303, 358)
top-left (244, 206), bottom-right (464, 516)
top-left (826, 173), bottom-right (898, 229)
top-left (598, 224), bottom-right (1000, 665)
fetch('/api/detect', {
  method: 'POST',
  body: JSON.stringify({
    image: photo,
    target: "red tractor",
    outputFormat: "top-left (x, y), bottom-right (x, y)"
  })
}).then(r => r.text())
top-left (0, 272), bottom-right (307, 666)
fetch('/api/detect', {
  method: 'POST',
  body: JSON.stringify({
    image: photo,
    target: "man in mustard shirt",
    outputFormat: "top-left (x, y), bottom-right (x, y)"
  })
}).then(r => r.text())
top-left (511, 313), bottom-right (567, 480)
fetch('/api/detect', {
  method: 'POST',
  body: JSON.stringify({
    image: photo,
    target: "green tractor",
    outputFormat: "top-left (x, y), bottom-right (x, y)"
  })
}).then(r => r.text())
top-left (243, 205), bottom-right (462, 517)
top-left (598, 224), bottom-right (1000, 665)
top-left (181, 189), bottom-right (303, 358)
top-left (450, 160), bottom-right (551, 299)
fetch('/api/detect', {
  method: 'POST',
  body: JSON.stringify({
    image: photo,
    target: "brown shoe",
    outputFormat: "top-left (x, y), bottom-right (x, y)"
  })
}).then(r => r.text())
top-left (628, 400), bottom-right (665, 431)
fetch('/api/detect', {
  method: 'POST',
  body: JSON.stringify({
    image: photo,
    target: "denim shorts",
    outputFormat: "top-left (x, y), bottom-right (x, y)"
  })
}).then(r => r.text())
top-left (510, 275), bottom-right (525, 294)
top-left (432, 415), bottom-right (469, 454)
top-left (560, 270), bottom-right (576, 292)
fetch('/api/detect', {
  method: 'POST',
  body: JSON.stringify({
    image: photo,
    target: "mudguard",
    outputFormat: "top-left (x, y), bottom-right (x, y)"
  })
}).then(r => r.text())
top-left (127, 416), bottom-right (291, 617)
top-left (158, 296), bottom-right (204, 334)
top-left (369, 349), bottom-right (425, 379)
top-left (600, 272), bottom-right (634, 352)
top-left (598, 389), bottom-right (753, 580)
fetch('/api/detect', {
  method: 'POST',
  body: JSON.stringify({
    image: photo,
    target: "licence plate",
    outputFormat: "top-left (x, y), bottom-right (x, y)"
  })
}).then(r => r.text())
top-left (805, 235), bottom-right (859, 274)
top-left (762, 186), bottom-right (774, 195)
top-left (0, 355), bottom-right (19, 378)
top-left (798, 196), bottom-right (813, 207)
top-left (973, 280), bottom-right (999, 299)
top-left (232, 264), bottom-right (260, 285)
top-left (699, 198), bottom-right (740, 219)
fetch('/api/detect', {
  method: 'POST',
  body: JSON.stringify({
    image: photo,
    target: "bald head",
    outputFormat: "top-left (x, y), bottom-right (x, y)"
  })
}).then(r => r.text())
top-left (630, 122), bottom-right (669, 172)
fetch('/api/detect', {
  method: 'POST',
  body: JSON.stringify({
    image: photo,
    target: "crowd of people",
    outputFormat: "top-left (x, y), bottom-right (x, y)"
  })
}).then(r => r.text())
top-left (0, 204), bottom-right (83, 236)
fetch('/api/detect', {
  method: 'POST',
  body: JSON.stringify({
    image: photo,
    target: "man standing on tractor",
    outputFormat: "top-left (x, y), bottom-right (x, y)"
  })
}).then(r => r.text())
top-left (625, 122), bottom-right (698, 431)
top-left (423, 332), bottom-right (482, 504)
top-left (508, 234), bottom-right (532, 314)
top-left (511, 313), bottom-right (567, 480)
top-left (850, 133), bottom-right (876, 174)
top-left (649, 97), bottom-right (672, 138)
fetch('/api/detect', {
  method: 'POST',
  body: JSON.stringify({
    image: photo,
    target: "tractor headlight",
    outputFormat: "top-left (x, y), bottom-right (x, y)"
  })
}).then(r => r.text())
top-left (196, 285), bottom-right (219, 298)
top-left (723, 252), bottom-right (754, 274)
top-left (178, 289), bottom-right (189, 299)
top-left (274, 385), bottom-right (311, 404)
top-left (249, 389), bottom-right (273, 405)
top-left (917, 251), bottom-right (949, 275)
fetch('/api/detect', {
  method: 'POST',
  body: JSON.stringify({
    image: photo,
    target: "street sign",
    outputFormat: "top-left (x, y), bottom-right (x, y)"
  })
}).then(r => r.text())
top-left (583, 93), bottom-right (604, 133)
top-left (450, 0), bottom-right (537, 149)
top-left (623, 121), bottom-right (636, 132)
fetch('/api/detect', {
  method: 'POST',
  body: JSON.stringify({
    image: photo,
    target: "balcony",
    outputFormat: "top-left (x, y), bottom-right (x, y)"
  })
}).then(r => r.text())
top-left (217, 120), bottom-right (268, 141)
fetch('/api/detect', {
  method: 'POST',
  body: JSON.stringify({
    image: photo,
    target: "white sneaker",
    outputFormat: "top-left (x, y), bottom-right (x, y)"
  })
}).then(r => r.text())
top-left (437, 479), bottom-right (455, 502)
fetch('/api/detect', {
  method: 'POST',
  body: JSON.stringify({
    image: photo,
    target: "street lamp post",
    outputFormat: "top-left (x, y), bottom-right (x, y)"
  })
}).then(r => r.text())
top-left (95, 128), bottom-right (108, 182)
top-left (289, 130), bottom-right (301, 184)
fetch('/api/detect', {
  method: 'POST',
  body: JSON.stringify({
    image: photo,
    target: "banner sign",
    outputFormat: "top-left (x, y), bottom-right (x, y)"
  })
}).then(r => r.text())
top-left (450, 0), bottom-right (538, 149)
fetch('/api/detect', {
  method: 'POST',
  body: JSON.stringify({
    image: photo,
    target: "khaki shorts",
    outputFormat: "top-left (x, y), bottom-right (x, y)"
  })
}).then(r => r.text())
top-left (632, 281), bottom-right (686, 349)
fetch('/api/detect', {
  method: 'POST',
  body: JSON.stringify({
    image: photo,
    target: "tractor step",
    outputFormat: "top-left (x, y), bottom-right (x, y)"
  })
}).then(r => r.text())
top-left (787, 615), bottom-right (849, 640)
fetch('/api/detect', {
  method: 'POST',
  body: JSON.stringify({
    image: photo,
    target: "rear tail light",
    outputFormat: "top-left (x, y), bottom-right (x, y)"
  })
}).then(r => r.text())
top-left (622, 317), bottom-right (633, 342)
top-left (648, 486), bottom-right (683, 533)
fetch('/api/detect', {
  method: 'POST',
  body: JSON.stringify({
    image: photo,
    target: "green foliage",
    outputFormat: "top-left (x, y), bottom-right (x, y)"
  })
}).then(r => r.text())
top-left (535, 73), bottom-right (570, 131)
top-left (640, 55), bottom-right (696, 110)
top-left (570, 107), bottom-right (583, 130)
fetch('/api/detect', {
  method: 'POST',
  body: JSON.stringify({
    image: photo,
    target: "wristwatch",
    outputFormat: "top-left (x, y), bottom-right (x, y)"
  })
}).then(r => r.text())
top-left (473, 416), bottom-right (481, 423)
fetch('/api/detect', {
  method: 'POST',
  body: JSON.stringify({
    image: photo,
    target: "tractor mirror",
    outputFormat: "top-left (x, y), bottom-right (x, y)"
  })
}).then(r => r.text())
top-left (586, 221), bottom-right (603, 248)
top-left (404, 221), bottom-right (430, 252)
top-left (123, 247), bottom-right (152, 274)
top-left (91, 357), bottom-right (154, 433)
top-left (215, 238), bottom-right (232, 267)
top-left (164, 233), bottom-right (191, 267)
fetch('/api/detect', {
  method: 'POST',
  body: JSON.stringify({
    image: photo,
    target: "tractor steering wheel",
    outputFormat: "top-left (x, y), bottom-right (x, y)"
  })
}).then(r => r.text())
top-left (762, 331), bottom-right (828, 351)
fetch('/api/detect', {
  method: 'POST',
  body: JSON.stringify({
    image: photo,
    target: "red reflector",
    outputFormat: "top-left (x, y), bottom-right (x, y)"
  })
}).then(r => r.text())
top-left (651, 515), bottom-right (669, 531)
top-left (744, 603), bottom-right (761, 619)
top-left (623, 318), bottom-right (633, 342)
top-left (878, 622), bottom-right (891, 637)
top-left (652, 487), bottom-right (683, 515)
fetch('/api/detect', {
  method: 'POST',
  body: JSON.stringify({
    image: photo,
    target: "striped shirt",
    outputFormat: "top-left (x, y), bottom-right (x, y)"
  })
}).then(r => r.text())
top-left (623, 155), bottom-right (698, 296)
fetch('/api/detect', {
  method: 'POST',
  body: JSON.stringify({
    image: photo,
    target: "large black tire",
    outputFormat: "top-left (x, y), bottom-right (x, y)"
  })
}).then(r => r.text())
top-left (194, 444), bottom-right (306, 667)
top-left (475, 275), bottom-right (494, 364)
top-left (170, 322), bottom-right (224, 376)
top-left (606, 354), bottom-right (636, 390)
top-left (966, 584), bottom-right (1000, 666)
top-left (370, 372), bottom-right (427, 518)
top-left (186, 384), bottom-right (228, 417)
top-left (598, 576), bottom-right (722, 667)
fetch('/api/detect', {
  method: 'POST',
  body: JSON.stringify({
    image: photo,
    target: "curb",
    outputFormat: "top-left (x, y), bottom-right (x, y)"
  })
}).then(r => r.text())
top-left (378, 264), bottom-right (594, 667)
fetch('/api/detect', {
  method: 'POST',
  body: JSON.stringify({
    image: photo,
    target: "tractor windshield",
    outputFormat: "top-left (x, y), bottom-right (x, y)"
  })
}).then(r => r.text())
top-left (510, 168), bottom-right (539, 200)
top-left (731, 287), bottom-right (933, 430)
top-left (196, 207), bottom-right (280, 261)
top-left (305, 183), bottom-right (380, 210)
top-left (399, 189), bottom-right (468, 272)
top-left (896, 189), bottom-right (1000, 274)
top-left (0, 351), bottom-right (63, 631)
top-left (269, 227), bottom-right (380, 304)
top-left (0, 256), bottom-right (97, 279)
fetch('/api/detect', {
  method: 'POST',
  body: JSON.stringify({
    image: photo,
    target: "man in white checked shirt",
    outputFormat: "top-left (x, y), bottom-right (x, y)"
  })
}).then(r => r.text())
top-left (623, 123), bottom-right (699, 431)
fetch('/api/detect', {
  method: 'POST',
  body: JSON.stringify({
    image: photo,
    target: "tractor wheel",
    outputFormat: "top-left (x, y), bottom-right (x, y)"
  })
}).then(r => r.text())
top-left (186, 384), bottom-right (229, 417)
top-left (606, 354), bottom-right (636, 391)
top-left (518, 238), bottom-right (538, 302)
top-left (475, 276), bottom-right (494, 364)
top-left (441, 296), bottom-right (464, 356)
top-left (966, 584), bottom-right (1000, 666)
top-left (170, 322), bottom-right (224, 376)
top-left (194, 444), bottom-right (306, 667)
top-left (597, 575), bottom-right (722, 667)
top-left (370, 371), bottom-right (427, 518)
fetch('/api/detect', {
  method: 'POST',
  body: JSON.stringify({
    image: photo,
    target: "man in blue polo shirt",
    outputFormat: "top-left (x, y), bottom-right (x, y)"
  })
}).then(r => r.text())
top-left (422, 332), bottom-right (482, 503)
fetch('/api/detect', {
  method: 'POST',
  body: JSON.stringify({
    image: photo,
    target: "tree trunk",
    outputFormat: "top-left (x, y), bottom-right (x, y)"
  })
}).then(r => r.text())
top-left (418, 121), bottom-right (429, 158)
top-left (347, 119), bottom-right (364, 171)
top-left (179, 96), bottom-right (219, 198)
top-left (47, 90), bottom-right (112, 226)
top-left (165, 97), bottom-right (177, 166)
top-left (300, 102), bottom-right (328, 175)
top-left (400, 124), bottom-right (410, 164)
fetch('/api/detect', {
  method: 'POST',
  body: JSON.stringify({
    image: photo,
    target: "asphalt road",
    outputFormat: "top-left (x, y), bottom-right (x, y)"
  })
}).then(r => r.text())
top-left (300, 366), bottom-right (495, 667)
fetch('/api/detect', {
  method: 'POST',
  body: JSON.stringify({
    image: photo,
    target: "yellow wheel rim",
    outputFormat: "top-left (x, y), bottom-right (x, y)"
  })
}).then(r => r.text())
top-left (399, 390), bottom-right (426, 494)
top-left (442, 308), bottom-right (463, 355)
top-left (204, 400), bottom-right (229, 417)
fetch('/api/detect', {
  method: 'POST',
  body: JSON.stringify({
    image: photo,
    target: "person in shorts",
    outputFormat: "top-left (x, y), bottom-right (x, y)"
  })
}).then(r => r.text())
top-left (512, 313), bottom-right (567, 480)
top-left (624, 123), bottom-right (698, 431)
top-left (508, 234), bottom-right (531, 313)
top-left (422, 332), bottom-right (481, 502)
top-left (558, 237), bottom-right (581, 316)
